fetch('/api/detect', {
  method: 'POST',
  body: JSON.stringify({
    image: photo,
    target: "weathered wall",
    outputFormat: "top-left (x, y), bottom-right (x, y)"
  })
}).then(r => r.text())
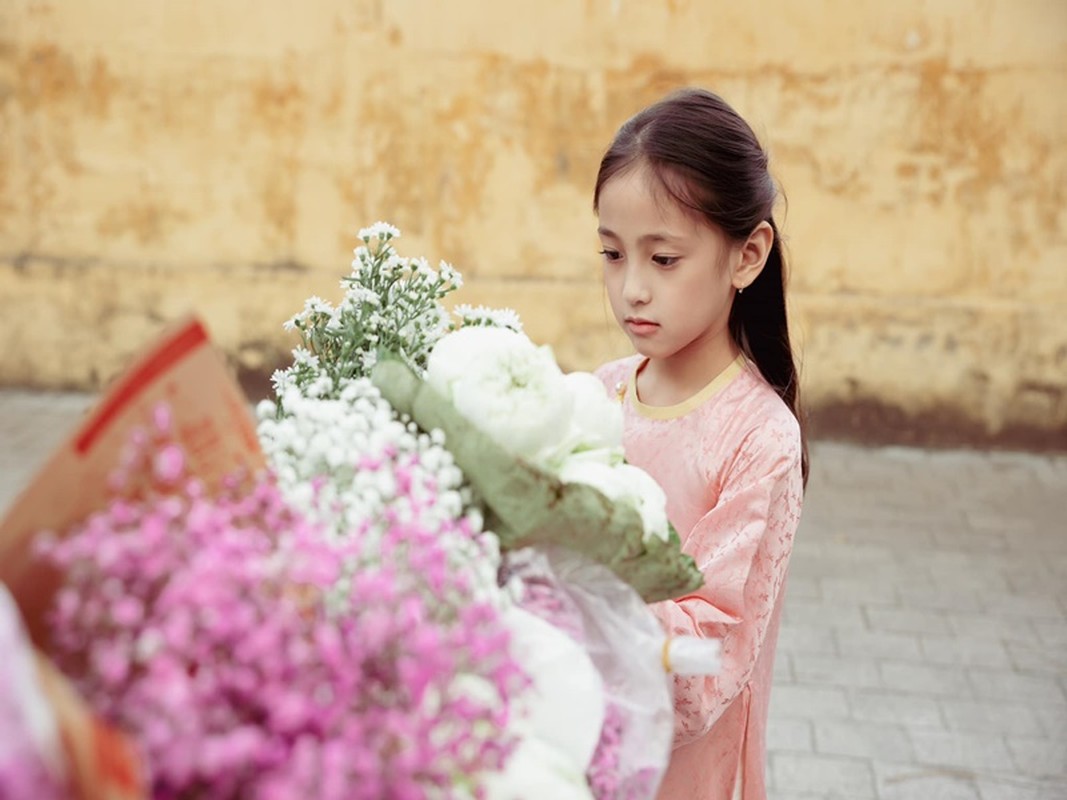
top-left (2, 1), bottom-right (1065, 446)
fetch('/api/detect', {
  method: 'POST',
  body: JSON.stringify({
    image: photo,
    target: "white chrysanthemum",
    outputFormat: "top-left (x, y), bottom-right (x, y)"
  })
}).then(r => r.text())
top-left (358, 221), bottom-right (400, 241)
top-left (453, 304), bottom-right (523, 334)
top-left (439, 261), bottom-right (463, 290)
top-left (291, 347), bottom-right (320, 370)
top-left (426, 327), bottom-right (573, 464)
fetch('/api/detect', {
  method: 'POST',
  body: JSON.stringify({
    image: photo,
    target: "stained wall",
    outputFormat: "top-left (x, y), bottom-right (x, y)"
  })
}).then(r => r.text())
top-left (2, 1), bottom-right (1065, 445)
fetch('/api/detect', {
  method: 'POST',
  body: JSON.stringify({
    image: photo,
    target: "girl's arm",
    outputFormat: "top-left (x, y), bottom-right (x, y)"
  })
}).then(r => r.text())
top-left (653, 419), bottom-right (803, 747)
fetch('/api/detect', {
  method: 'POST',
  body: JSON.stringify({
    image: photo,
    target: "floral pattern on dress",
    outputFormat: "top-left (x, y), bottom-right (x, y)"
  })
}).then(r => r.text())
top-left (596, 355), bottom-right (804, 800)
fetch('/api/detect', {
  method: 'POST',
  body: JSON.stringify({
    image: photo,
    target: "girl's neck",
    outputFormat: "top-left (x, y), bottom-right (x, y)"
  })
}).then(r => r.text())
top-left (637, 337), bottom-right (741, 407)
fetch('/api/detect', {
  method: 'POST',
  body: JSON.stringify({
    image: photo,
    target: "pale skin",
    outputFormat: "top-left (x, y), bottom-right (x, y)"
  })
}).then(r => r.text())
top-left (597, 163), bottom-right (774, 407)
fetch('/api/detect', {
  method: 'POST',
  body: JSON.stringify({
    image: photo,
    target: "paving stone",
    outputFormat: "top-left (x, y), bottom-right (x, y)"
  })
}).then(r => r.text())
top-left (767, 718), bottom-right (814, 753)
top-left (909, 730), bottom-right (1015, 773)
top-left (968, 667), bottom-right (1067, 705)
top-left (897, 584), bottom-right (988, 614)
top-left (985, 593), bottom-right (1067, 622)
top-left (771, 752), bottom-right (876, 798)
top-left (786, 598), bottom-right (869, 630)
top-left (938, 698), bottom-right (1045, 738)
top-left (949, 613), bottom-right (1040, 645)
top-left (1003, 526), bottom-right (1067, 554)
top-left (1032, 703), bottom-right (1067, 739)
top-left (837, 629), bottom-right (923, 661)
top-left (777, 622), bottom-right (839, 656)
top-left (774, 653), bottom-right (796, 684)
top-left (920, 635), bottom-right (1013, 670)
top-left (783, 575), bottom-right (823, 601)
top-left (787, 540), bottom-right (896, 579)
top-left (1005, 736), bottom-right (1067, 780)
top-left (1006, 640), bottom-right (1067, 676)
top-left (1032, 619), bottom-right (1067, 647)
top-left (814, 720), bottom-right (914, 762)
top-left (974, 774), bottom-right (1067, 800)
top-left (794, 653), bottom-right (883, 690)
top-left (821, 576), bottom-right (899, 605)
top-left (771, 685), bottom-right (851, 720)
top-left (866, 605), bottom-right (953, 636)
top-left (847, 689), bottom-right (945, 729)
top-left (872, 761), bottom-right (981, 800)
top-left (879, 661), bottom-right (973, 698)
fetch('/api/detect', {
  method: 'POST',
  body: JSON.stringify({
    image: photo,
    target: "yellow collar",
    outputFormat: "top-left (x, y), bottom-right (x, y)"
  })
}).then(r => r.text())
top-left (627, 355), bottom-right (745, 420)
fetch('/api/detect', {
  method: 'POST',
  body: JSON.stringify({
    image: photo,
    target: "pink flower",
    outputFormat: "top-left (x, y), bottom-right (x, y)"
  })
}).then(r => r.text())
top-left (37, 414), bottom-right (527, 798)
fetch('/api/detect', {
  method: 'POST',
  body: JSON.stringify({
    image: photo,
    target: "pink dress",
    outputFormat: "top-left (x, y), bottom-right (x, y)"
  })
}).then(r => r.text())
top-left (596, 354), bottom-right (804, 800)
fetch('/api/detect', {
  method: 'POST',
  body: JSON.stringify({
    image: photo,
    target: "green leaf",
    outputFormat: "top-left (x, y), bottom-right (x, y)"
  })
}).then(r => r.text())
top-left (371, 358), bottom-right (704, 603)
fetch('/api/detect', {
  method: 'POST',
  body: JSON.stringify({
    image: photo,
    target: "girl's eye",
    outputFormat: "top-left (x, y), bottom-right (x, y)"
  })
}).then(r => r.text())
top-left (652, 255), bottom-right (679, 267)
top-left (598, 248), bottom-right (622, 262)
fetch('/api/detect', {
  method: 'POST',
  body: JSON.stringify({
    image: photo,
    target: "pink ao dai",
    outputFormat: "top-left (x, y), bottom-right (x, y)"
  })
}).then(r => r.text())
top-left (596, 355), bottom-right (804, 800)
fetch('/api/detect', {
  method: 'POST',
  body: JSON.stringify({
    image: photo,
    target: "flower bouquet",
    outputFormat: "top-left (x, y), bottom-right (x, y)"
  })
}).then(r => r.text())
top-left (0, 223), bottom-right (719, 799)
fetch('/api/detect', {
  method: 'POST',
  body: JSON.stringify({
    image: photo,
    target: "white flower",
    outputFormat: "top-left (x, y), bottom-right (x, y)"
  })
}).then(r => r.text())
top-left (483, 736), bottom-right (594, 800)
top-left (614, 463), bottom-right (670, 542)
top-left (440, 261), bottom-right (463, 290)
top-left (256, 377), bottom-right (506, 608)
top-left (426, 327), bottom-right (573, 463)
top-left (562, 371), bottom-right (623, 451)
top-left (0, 586), bottom-right (66, 781)
top-left (558, 458), bottom-right (670, 543)
top-left (291, 347), bottom-right (320, 370)
top-left (453, 304), bottom-right (522, 333)
top-left (558, 458), bottom-right (622, 504)
top-left (482, 606), bottom-right (603, 800)
top-left (358, 221), bottom-right (400, 241)
top-left (303, 295), bottom-right (332, 314)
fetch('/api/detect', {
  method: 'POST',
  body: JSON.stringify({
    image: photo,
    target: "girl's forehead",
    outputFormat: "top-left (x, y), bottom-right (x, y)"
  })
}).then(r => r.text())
top-left (598, 166), bottom-right (702, 235)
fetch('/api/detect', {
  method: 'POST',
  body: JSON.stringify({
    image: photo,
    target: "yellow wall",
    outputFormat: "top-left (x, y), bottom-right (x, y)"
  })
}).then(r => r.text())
top-left (2, 1), bottom-right (1065, 444)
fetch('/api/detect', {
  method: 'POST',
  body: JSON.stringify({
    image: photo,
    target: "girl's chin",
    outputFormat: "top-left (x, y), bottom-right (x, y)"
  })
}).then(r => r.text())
top-left (629, 341), bottom-right (668, 360)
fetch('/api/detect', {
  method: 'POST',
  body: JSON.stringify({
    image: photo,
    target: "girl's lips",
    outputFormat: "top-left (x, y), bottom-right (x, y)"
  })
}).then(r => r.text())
top-left (625, 319), bottom-right (660, 336)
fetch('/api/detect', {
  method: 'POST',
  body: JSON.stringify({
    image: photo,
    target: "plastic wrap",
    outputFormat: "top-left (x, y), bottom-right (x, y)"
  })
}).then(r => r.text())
top-left (506, 546), bottom-right (683, 799)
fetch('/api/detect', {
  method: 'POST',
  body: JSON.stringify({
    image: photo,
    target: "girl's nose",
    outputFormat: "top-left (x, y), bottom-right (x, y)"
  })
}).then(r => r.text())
top-left (622, 266), bottom-right (651, 306)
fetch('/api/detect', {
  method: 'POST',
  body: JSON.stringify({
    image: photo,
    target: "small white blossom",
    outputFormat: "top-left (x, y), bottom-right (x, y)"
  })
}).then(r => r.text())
top-left (257, 378), bottom-right (507, 607)
top-left (358, 221), bottom-right (400, 242)
top-left (453, 304), bottom-right (524, 334)
top-left (440, 262), bottom-right (463, 290)
top-left (303, 295), bottom-right (333, 314)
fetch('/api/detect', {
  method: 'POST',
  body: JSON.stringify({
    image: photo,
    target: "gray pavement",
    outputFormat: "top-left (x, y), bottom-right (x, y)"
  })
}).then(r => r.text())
top-left (1, 390), bottom-right (1065, 799)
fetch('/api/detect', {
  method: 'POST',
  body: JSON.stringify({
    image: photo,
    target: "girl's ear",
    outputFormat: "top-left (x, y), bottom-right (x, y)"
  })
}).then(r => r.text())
top-left (733, 220), bottom-right (774, 291)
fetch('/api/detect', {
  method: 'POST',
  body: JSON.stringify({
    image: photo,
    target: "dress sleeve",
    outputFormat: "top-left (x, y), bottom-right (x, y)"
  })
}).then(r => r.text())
top-left (653, 418), bottom-right (803, 747)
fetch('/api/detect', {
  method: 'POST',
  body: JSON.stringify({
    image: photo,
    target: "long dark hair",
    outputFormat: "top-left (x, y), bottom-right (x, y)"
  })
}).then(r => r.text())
top-left (593, 87), bottom-right (809, 485)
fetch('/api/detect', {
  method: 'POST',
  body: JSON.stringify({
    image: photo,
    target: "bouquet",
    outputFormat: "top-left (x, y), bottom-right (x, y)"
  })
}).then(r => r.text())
top-left (1, 223), bottom-right (719, 799)
top-left (33, 405), bottom-right (525, 799)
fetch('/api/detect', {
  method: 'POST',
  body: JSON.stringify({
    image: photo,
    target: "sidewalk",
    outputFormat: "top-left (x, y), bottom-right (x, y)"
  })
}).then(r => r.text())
top-left (770, 440), bottom-right (1067, 799)
top-left (1, 390), bottom-right (1065, 799)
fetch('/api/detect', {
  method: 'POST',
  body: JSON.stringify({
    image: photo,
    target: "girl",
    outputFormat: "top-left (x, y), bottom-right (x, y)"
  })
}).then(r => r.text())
top-left (594, 88), bottom-right (807, 800)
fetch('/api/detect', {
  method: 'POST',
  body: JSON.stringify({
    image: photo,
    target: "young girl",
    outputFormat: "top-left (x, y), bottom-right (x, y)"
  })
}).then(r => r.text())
top-left (593, 88), bottom-right (807, 800)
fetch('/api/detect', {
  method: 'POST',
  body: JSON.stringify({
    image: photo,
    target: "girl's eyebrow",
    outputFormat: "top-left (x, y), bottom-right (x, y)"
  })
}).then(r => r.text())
top-left (597, 226), bottom-right (684, 245)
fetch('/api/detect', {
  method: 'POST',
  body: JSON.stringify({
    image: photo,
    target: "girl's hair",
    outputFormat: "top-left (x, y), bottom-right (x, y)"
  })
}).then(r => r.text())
top-left (593, 87), bottom-right (809, 485)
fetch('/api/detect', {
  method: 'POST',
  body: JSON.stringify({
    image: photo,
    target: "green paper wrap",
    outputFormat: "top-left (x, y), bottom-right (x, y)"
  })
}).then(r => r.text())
top-left (371, 358), bottom-right (704, 603)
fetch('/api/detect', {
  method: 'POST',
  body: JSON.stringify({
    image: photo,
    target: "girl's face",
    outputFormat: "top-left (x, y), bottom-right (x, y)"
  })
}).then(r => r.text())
top-left (597, 164), bottom-right (742, 374)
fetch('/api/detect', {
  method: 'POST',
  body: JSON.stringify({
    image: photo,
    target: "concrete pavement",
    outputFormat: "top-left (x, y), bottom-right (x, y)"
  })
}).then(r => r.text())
top-left (769, 440), bottom-right (1067, 799)
top-left (1, 390), bottom-right (1065, 799)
